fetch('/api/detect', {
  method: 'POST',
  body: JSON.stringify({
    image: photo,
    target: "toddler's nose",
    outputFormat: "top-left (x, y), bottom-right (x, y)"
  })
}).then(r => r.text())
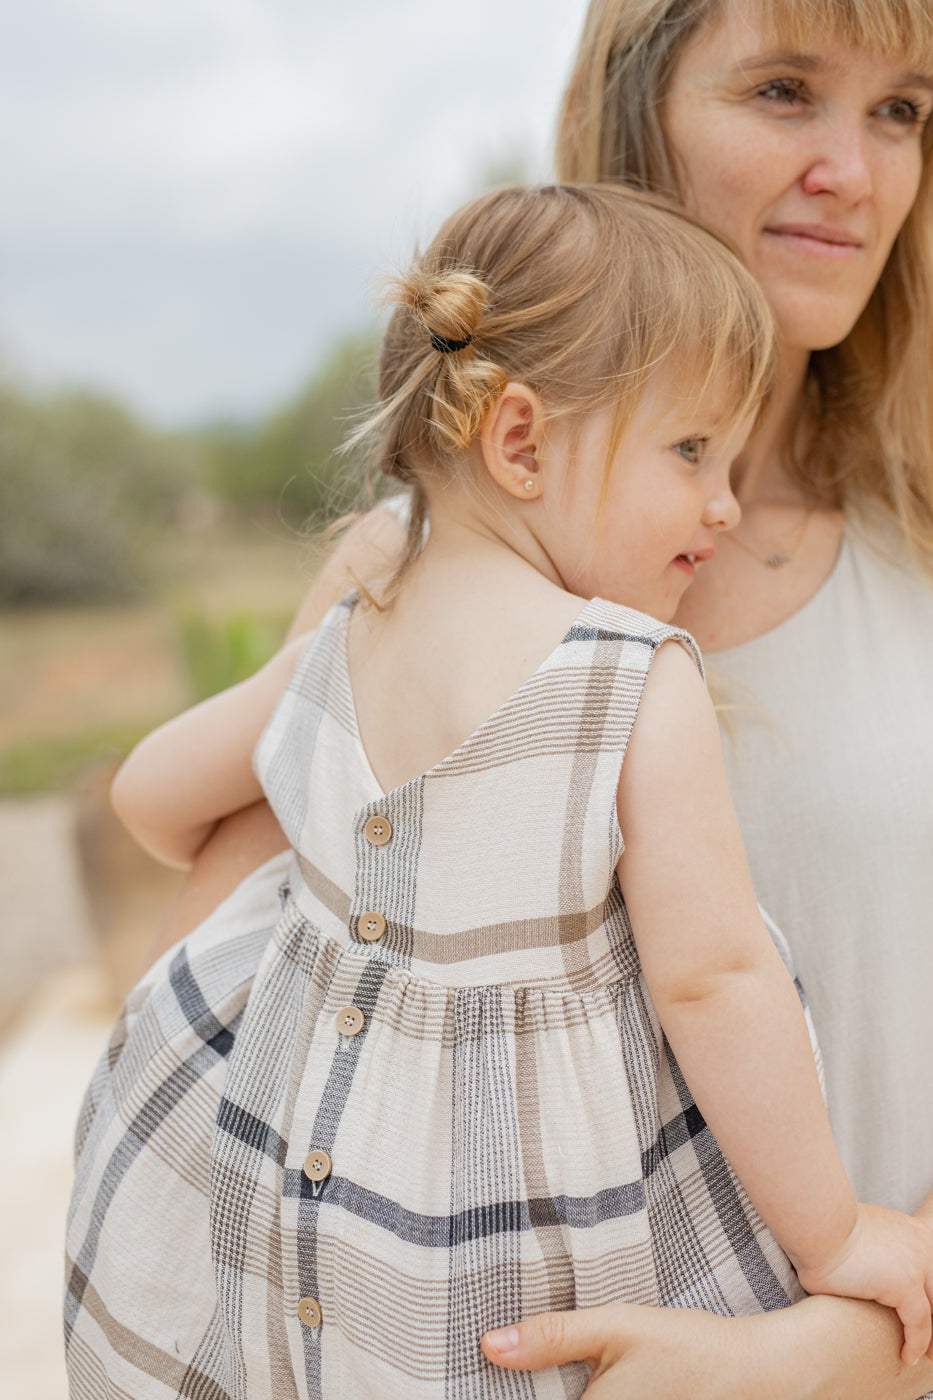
top-left (704, 485), bottom-right (742, 532)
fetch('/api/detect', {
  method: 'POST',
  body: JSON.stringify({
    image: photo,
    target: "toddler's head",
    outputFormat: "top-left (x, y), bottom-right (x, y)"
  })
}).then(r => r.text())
top-left (361, 183), bottom-right (776, 598)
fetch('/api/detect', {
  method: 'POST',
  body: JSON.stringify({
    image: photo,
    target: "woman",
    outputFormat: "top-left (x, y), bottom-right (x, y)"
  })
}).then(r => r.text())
top-left (135, 0), bottom-right (933, 1394)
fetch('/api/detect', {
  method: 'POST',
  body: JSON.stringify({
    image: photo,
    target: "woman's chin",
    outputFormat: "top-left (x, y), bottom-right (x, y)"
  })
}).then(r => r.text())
top-left (771, 300), bottom-right (872, 355)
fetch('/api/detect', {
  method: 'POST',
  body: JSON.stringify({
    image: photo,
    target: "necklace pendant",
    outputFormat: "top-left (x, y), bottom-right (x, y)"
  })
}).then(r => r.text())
top-left (764, 553), bottom-right (792, 569)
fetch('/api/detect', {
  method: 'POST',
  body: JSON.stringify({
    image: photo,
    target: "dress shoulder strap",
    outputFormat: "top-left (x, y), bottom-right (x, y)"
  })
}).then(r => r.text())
top-left (542, 597), bottom-right (705, 860)
top-left (252, 594), bottom-right (357, 848)
top-left (570, 596), bottom-right (704, 680)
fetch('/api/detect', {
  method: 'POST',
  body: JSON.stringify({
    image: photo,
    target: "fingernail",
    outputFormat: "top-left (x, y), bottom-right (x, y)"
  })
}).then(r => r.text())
top-left (485, 1326), bottom-right (520, 1354)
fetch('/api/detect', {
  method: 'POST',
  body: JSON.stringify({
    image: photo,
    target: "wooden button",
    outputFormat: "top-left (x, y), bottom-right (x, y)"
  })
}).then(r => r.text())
top-left (303, 1149), bottom-right (332, 1183)
top-left (336, 1005), bottom-right (365, 1037)
top-left (364, 815), bottom-right (393, 846)
top-left (357, 910), bottom-right (386, 943)
top-left (298, 1296), bottom-right (322, 1328)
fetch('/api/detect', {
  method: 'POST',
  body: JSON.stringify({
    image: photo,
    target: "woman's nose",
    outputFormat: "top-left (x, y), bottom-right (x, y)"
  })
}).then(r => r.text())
top-left (801, 116), bottom-right (873, 204)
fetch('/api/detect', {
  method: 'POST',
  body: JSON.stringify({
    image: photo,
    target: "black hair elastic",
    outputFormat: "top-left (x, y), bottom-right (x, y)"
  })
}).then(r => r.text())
top-left (429, 329), bottom-right (474, 354)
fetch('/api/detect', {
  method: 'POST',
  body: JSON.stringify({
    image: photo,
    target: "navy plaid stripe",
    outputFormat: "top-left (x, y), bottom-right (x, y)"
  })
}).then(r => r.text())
top-left (169, 947), bottom-right (238, 1058)
top-left (288, 1174), bottom-right (647, 1243)
top-left (215, 1097), bottom-right (288, 1166)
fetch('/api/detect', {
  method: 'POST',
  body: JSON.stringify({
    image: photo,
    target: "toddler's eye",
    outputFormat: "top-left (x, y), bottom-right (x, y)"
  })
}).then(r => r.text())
top-left (674, 437), bottom-right (705, 464)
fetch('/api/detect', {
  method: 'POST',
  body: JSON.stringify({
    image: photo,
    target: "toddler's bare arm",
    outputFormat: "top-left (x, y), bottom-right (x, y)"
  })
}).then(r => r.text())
top-left (617, 641), bottom-right (933, 1361)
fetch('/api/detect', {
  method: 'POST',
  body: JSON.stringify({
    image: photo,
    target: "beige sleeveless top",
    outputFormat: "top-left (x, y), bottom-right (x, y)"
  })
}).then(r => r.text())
top-left (712, 518), bottom-right (933, 1212)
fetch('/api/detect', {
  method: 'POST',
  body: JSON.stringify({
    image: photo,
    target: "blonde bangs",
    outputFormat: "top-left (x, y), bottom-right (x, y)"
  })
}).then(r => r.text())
top-left (596, 196), bottom-right (775, 515)
top-left (758, 0), bottom-right (933, 73)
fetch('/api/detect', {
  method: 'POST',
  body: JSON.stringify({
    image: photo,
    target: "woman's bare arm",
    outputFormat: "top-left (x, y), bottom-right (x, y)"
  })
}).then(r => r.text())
top-left (141, 503), bottom-right (407, 968)
top-left (482, 1196), bottom-right (933, 1399)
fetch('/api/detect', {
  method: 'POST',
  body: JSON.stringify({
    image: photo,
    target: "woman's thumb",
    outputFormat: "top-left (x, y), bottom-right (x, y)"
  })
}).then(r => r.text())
top-left (482, 1307), bottom-right (618, 1371)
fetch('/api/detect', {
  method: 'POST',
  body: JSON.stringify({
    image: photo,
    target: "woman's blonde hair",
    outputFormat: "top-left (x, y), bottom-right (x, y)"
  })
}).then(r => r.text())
top-left (558, 0), bottom-right (933, 575)
top-left (359, 183), bottom-right (774, 579)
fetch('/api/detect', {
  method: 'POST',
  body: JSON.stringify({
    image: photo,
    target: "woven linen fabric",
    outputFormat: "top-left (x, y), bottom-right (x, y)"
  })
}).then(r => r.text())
top-left (66, 594), bottom-right (807, 1400)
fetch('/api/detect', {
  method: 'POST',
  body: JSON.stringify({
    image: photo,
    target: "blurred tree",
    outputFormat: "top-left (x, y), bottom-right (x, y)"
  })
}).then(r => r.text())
top-left (204, 328), bottom-right (381, 525)
top-left (0, 380), bottom-right (200, 604)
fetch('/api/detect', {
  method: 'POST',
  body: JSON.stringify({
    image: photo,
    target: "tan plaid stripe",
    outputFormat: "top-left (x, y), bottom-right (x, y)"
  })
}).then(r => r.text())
top-left (66, 596), bottom-right (815, 1400)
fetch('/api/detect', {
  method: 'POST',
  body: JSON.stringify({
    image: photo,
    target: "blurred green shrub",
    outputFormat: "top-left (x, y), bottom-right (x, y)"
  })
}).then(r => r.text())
top-left (0, 379), bottom-right (200, 605)
top-left (202, 329), bottom-right (380, 524)
top-left (175, 608), bottom-right (287, 703)
top-left (0, 725), bottom-right (149, 796)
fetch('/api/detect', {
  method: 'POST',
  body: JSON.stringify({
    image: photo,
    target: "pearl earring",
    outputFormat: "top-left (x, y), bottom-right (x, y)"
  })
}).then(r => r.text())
top-left (523, 480), bottom-right (535, 493)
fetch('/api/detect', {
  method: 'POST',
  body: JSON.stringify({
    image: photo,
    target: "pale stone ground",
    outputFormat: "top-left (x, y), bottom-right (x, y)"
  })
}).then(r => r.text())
top-left (0, 798), bottom-right (121, 1399)
top-left (0, 967), bottom-right (114, 1398)
top-left (0, 798), bottom-right (97, 1034)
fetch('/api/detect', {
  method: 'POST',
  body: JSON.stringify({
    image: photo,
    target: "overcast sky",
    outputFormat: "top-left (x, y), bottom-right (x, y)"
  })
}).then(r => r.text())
top-left (0, 0), bottom-right (592, 425)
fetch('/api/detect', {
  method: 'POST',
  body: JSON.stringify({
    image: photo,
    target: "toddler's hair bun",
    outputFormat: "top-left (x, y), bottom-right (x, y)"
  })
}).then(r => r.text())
top-left (390, 266), bottom-right (490, 355)
top-left (377, 260), bottom-right (508, 458)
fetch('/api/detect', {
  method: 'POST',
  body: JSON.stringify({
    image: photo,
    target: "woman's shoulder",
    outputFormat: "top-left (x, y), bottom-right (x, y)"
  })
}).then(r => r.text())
top-left (846, 510), bottom-right (933, 605)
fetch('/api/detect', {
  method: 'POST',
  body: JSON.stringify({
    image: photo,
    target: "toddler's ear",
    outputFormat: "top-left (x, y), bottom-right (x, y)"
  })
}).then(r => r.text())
top-left (479, 382), bottom-right (548, 501)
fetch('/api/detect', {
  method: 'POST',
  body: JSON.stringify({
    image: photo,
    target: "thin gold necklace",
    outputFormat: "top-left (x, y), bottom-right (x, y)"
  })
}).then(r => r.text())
top-left (726, 508), bottom-right (813, 569)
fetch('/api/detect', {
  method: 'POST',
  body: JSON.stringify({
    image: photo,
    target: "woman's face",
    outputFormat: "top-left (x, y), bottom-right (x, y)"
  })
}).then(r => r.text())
top-left (662, 1), bottom-right (933, 351)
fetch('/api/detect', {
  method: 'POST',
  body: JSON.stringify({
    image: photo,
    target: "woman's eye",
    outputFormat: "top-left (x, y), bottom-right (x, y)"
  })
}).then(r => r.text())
top-left (674, 438), bottom-right (705, 464)
top-left (877, 96), bottom-right (926, 127)
top-left (757, 78), bottom-right (804, 106)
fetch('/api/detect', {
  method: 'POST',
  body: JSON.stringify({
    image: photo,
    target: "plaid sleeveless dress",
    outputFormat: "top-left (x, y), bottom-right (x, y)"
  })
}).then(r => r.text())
top-left (65, 594), bottom-right (806, 1400)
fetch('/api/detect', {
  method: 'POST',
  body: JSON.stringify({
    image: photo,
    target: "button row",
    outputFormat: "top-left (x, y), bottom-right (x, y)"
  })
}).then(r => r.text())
top-left (298, 1147), bottom-right (334, 1328)
top-left (299, 1002), bottom-right (371, 1327)
top-left (359, 814), bottom-right (390, 946)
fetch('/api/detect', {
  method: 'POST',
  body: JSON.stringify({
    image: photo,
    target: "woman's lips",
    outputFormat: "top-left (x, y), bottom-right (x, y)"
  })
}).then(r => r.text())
top-left (764, 223), bottom-right (863, 258)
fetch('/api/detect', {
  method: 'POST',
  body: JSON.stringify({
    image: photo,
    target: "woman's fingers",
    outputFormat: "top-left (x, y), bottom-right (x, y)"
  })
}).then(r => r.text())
top-left (482, 1305), bottom-right (630, 1373)
top-left (926, 1271), bottom-right (933, 1363)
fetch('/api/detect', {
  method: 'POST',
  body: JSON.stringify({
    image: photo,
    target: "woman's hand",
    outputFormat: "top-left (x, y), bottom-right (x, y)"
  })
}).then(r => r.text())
top-left (483, 1198), bottom-right (933, 1400)
top-left (482, 1304), bottom-right (792, 1400)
